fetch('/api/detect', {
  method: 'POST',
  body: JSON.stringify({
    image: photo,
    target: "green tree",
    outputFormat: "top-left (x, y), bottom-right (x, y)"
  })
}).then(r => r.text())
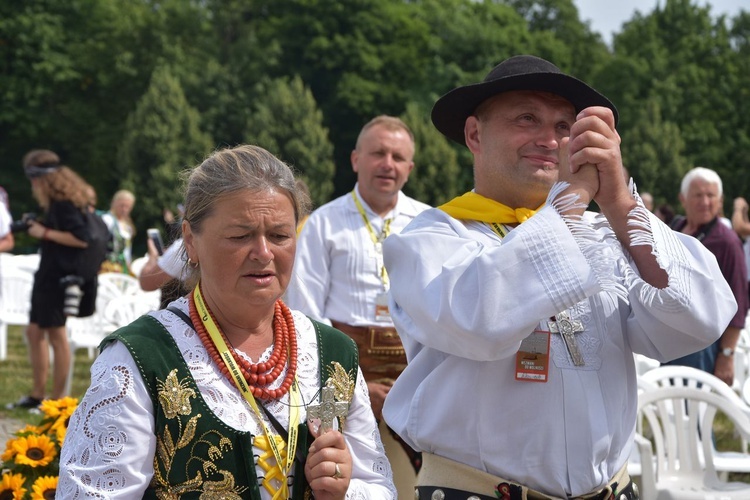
top-left (117, 65), bottom-right (213, 238)
top-left (0, 0), bottom-right (213, 210)
top-left (244, 75), bottom-right (336, 208)
top-left (400, 102), bottom-right (468, 206)
top-left (609, 0), bottom-right (748, 208)
top-left (183, 0), bottom-right (281, 148)
top-left (621, 97), bottom-right (690, 206)
top-left (506, 0), bottom-right (612, 79)
top-left (255, 0), bottom-right (435, 195)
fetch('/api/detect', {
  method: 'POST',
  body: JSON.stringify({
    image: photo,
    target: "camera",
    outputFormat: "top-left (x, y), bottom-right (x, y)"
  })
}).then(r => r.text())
top-left (60, 275), bottom-right (84, 316)
top-left (10, 213), bottom-right (37, 234)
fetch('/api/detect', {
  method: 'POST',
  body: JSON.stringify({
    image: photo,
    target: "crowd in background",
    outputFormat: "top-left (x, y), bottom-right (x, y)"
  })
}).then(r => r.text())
top-left (0, 4), bottom-right (749, 496)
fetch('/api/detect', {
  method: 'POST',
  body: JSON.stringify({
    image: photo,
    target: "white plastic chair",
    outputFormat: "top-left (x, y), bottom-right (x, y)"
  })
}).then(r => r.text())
top-left (634, 353), bottom-right (660, 377)
top-left (636, 386), bottom-right (750, 499)
top-left (66, 287), bottom-right (160, 396)
top-left (103, 293), bottom-right (159, 330)
top-left (97, 272), bottom-right (141, 298)
top-left (642, 365), bottom-right (749, 412)
top-left (67, 312), bottom-right (117, 359)
top-left (0, 266), bottom-right (34, 360)
top-left (628, 376), bottom-right (659, 478)
top-left (7, 253), bottom-right (41, 274)
top-left (94, 272), bottom-right (143, 324)
top-left (742, 378), bottom-right (750, 408)
top-left (734, 342), bottom-right (750, 395)
top-left (642, 365), bottom-right (750, 476)
top-left (65, 312), bottom-right (118, 396)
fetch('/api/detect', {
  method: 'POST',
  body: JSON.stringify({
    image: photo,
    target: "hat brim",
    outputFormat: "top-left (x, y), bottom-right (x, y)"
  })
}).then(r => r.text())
top-left (431, 72), bottom-right (618, 146)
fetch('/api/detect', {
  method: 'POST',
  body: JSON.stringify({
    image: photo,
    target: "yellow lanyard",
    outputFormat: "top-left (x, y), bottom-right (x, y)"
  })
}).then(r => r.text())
top-left (352, 190), bottom-right (392, 288)
top-left (193, 285), bottom-right (300, 499)
top-left (487, 222), bottom-right (510, 238)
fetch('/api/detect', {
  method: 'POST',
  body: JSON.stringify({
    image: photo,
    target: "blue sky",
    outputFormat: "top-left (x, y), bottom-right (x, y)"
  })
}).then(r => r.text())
top-left (573, 0), bottom-right (747, 45)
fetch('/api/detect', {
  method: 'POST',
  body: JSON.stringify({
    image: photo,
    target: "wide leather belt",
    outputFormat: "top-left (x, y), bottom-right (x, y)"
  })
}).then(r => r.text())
top-left (331, 320), bottom-right (407, 383)
top-left (418, 454), bottom-right (638, 500)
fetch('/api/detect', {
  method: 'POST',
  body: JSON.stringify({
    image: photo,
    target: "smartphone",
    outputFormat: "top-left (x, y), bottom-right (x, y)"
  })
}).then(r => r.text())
top-left (147, 228), bottom-right (165, 256)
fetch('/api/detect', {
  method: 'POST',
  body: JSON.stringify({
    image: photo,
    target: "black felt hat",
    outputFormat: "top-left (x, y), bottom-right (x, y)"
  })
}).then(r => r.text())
top-left (431, 55), bottom-right (618, 146)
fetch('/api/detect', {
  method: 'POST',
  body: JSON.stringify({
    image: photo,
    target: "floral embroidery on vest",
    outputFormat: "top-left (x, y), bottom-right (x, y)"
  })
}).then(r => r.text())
top-left (150, 369), bottom-right (248, 499)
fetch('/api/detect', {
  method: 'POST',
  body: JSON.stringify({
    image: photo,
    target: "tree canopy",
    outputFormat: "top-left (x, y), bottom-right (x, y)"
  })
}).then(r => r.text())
top-left (1, 0), bottom-right (748, 250)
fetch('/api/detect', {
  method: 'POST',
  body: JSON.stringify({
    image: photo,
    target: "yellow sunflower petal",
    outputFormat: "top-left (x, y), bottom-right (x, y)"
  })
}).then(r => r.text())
top-left (11, 435), bottom-right (57, 468)
top-left (1, 439), bottom-right (18, 462)
top-left (0, 472), bottom-right (27, 499)
top-left (30, 475), bottom-right (58, 500)
top-left (38, 397), bottom-right (78, 419)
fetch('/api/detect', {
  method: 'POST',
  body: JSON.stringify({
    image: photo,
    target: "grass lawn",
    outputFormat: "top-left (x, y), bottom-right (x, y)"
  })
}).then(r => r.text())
top-left (0, 324), bottom-right (94, 424)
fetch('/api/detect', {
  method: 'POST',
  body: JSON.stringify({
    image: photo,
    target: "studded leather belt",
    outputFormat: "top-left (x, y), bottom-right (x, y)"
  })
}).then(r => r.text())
top-left (416, 483), bottom-right (639, 500)
top-left (417, 453), bottom-right (638, 500)
top-left (331, 320), bottom-right (407, 384)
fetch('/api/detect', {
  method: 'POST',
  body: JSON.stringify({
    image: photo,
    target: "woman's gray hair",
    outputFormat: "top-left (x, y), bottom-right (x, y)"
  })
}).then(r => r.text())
top-left (680, 166), bottom-right (723, 197)
top-left (179, 144), bottom-right (307, 286)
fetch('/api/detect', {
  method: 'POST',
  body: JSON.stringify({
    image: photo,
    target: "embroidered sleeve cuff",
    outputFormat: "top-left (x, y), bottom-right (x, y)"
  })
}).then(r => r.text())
top-left (546, 181), bottom-right (627, 303)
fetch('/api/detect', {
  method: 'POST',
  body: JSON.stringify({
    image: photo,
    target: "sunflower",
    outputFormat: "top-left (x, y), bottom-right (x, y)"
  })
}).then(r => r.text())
top-left (39, 397), bottom-right (78, 419)
top-left (10, 435), bottom-right (56, 468)
top-left (29, 476), bottom-right (57, 500)
top-left (1, 439), bottom-right (16, 463)
top-left (45, 405), bottom-right (76, 445)
top-left (0, 472), bottom-right (27, 500)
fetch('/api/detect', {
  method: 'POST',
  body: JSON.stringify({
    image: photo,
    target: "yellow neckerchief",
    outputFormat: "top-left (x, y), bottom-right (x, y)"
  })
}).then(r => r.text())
top-left (439, 192), bottom-right (542, 238)
top-left (193, 285), bottom-right (300, 500)
top-left (351, 190), bottom-right (392, 288)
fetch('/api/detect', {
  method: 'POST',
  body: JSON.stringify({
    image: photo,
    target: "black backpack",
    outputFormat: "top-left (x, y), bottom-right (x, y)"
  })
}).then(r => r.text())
top-left (77, 210), bottom-right (111, 280)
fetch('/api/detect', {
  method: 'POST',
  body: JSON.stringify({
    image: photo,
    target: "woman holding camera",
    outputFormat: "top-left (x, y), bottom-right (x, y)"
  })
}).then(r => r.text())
top-left (7, 150), bottom-right (96, 410)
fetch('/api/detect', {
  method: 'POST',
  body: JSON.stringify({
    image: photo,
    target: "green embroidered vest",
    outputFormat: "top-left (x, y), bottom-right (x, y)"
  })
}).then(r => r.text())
top-left (102, 313), bottom-right (359, 500)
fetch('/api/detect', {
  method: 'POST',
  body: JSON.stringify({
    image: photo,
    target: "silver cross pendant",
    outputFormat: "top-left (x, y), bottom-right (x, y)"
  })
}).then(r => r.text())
top-left (547, 310), bottom-right (585, 366)
top-left (306, 382), bottom-right (349, 432)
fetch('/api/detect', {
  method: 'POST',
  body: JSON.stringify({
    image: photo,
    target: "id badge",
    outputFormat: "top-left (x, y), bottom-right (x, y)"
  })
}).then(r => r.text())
top-left (374, 292), bottom-right (391, 321)
top-left (515, 329), bottom-right (550, 383)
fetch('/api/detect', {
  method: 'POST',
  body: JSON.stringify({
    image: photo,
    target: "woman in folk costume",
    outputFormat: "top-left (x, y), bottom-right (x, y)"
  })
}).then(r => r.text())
top-left (100, 189), bottom-right (137, 274)
top-left (59, 145), bottom-right (396, 499)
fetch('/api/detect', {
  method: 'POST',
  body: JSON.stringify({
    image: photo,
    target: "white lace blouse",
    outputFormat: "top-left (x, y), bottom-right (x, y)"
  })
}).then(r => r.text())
top-left (58, 298), bottom-right (396, 499)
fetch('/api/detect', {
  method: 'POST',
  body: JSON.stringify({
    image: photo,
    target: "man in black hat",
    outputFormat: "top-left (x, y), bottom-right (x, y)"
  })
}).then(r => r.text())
top-left (380, 55), bottom-right (736, 499)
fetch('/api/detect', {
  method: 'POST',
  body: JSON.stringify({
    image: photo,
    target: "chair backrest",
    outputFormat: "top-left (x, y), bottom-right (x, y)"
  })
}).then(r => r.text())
top-left (743, 378), bottom-right (750, 408)
top-left (735, 342), bottom-right (750, 395)
top-left (641, 364), bottom-right (749, 413)
top-left (97, 272), bottom-right (141, 297)
top-left (0, 267), bottom-right (34, 324)
top-left (634, 353), bottom-right (660, 377)
top-left (638, 386), bottom-right (750, 484)
top-left (103, 293), bottom-right (159, 329)
top-left (4, 253), bottom-right (40, 274)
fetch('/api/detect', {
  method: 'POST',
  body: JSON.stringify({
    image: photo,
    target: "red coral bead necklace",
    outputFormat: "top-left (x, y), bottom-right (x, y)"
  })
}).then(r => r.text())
top-left (189, 290), bottom-right (298, 400)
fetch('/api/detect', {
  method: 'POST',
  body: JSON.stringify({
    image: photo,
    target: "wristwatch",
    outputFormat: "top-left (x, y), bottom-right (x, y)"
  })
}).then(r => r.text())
top-left (720, 347), bottom-right (734, 357)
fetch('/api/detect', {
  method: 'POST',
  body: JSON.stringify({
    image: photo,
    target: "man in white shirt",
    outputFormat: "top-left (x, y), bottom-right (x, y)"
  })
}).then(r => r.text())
top-left (381, 55), bottom-right (736, 499)
top-left (286, 115), bottom-right (430, 496)
top-left (139, 237), bottom-right (187, 308)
